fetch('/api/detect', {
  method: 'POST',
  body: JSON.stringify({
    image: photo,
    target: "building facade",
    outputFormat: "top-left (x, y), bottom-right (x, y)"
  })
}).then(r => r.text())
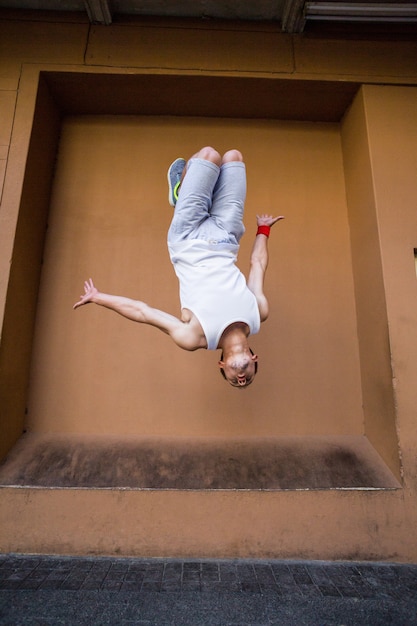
top-left (1, 8), bottom-right (417, 560)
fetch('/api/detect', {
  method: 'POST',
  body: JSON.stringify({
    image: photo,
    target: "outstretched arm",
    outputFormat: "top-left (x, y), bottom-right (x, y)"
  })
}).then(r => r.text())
top-left (247, 214), bottom-right (284, 322)
top-left (73, 279), bottom-right (201, 350)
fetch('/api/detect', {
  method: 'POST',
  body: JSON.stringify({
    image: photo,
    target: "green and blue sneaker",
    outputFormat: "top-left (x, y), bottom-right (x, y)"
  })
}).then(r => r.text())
top-left (167, 157), bottom-right (186, 206)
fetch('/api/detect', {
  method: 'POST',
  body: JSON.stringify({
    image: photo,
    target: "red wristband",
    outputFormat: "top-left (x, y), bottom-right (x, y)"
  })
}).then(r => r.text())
top-left (257, 225), bottom-right (271, 238)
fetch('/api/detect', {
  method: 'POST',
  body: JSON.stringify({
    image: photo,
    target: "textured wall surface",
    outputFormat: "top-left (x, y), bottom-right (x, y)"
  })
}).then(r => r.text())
top-left (0, 12), bottom-right (416, 560)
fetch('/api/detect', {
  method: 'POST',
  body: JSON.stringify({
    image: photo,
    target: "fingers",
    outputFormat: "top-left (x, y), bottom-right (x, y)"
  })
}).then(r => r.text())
top-left (74, 292), bottom-right (88, 309)
top-left (81, 278), bottom-right (94, 295)
top-left (74, 278), bottom-right (95, 310)
top-left (256, 214), bottom-right (285, 226)
top-left (73, 296), bottom-right (88, 310)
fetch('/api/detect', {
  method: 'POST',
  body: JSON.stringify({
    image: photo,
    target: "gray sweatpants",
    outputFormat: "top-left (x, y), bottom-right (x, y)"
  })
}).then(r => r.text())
top-left (167, 158), bottom-right (246, 246)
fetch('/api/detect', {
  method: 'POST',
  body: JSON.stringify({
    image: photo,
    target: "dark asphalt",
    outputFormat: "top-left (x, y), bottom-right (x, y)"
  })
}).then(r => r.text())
top-left (1, 554), bottom-right (416, 625)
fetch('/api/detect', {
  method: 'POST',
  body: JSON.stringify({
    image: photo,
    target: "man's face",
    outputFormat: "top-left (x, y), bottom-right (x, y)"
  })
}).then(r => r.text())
top-left (219, 352), bottom-right (258, 387)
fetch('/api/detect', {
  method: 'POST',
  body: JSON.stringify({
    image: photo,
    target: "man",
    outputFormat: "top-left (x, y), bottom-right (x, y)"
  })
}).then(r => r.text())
top-left (74, 146), bottom-right (283, 387)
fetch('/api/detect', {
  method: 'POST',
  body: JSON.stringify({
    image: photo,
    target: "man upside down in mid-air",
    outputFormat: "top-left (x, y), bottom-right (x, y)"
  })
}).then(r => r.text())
top-left (74, 146), bottom-right (284, 387)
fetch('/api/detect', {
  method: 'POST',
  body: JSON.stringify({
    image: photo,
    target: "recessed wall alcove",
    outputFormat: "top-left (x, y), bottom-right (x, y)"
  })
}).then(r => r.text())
top-left (0, 69), bottom-right (401, 492)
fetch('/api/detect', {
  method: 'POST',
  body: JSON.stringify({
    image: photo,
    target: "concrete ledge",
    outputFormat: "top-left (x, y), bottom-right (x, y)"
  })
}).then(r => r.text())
top-left (0, 432), bottom-right (400, 491)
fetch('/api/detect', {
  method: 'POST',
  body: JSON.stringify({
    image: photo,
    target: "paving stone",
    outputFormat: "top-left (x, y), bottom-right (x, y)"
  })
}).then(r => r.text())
top-left (183, 562), bottom-right (201, 575)
top-left (219, 564), bottom-right (239, 582)
top-left (183, 579), bottom-right (201, 593)
top-left (240, 581), bottom-right (261, 593)
top-left (124, 571), bottom-right (145, 583)
top-left (306, 565), bottom-right (331, 586)
top-left (270, 563), bottom-right (295, 585)
top-left (0, 580), bottom-right (23, 590)
top-left (163, 563), bottom-right (182, 577)
top-left (162, 578), bottom-right (182, 589)
top-left (201, 566), bottom-right (219, 582)
top-left (1, 557), bottom-right (417, 625)
top-left (236, 564), bottom-right (256, 583)
top-left (254, 564), bottom-right (276, 583)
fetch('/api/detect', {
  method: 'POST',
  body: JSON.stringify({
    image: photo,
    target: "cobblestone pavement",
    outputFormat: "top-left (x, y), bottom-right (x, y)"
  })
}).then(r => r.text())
top-left (0, 554), bottom-right (416, 625)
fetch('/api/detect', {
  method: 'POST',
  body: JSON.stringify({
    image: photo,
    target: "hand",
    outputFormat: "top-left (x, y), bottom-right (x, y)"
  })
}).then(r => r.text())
top-left (73, 278), bottom-right (98, 309)
top-left (257, 214), bottom-right (285, 227)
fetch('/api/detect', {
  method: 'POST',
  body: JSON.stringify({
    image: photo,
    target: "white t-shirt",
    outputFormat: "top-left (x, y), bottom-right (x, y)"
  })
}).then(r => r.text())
top-left (168, 239), bottom-right (261, 350)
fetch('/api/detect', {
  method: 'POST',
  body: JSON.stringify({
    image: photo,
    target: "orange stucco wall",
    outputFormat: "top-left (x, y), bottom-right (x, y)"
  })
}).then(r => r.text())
top-left (1, 11), bottom-right (417, 561)
top-left (27, 115), bottom-right (362, 439)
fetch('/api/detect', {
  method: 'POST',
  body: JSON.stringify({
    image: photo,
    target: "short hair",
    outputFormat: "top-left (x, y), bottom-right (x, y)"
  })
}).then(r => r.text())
top-left (219, 348), bottom-right (258, 382)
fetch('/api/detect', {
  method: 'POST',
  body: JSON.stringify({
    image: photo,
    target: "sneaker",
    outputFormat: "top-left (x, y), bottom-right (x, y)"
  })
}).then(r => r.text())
top-left (167, 158), bottom-right (186, 206)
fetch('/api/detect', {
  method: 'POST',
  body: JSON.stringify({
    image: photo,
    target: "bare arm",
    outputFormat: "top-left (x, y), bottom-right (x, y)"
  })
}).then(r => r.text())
top-left (73, 279), bottom-right (202, 351)
top-left (247, 214), bottom-right (284, 322)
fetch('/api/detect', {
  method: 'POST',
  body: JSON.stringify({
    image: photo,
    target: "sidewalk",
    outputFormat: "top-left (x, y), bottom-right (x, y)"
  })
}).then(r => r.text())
top-left (1, 554), bottom-right (416, 625)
